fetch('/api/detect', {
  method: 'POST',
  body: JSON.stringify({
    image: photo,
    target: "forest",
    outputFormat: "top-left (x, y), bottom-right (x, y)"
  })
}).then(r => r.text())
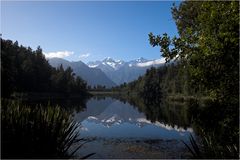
top-left (1, 39), bottom-right (89, 98)
top-left (112, 62), bottom-right (203, 100)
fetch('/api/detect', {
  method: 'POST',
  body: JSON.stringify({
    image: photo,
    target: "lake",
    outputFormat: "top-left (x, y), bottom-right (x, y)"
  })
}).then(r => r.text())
top-left (71, 96), bottom-right (194, 158)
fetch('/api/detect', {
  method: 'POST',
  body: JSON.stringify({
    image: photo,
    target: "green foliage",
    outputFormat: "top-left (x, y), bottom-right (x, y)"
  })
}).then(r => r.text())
top-left (1, 99), bottom-right (93, 158)
top-left (142, 67), bottom-right (162, 99)
top-left (148, 2), bottom-right (239, 158)
top-left (112, 63), bottom-right (200, 99)
top-left (50, 65), bottom-right (88, 94)
top-left (149, 1), bottom-right (239, 102)
top-left (1, 39), bottom-right (88, 97)
top-left (148, 1), bottom-right (239, 158)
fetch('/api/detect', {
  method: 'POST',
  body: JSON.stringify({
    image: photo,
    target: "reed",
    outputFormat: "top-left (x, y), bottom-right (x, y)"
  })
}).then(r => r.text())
top-left (182, 133), bottom-right (238, 158)
top-left (1, 99), bottom-right (93, 158)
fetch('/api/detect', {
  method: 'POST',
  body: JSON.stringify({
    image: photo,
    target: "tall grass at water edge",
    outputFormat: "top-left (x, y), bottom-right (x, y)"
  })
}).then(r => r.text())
top-left (1, 99), bottom-right (94, 158)
top-left (182, 133), bottom-right (238, 158)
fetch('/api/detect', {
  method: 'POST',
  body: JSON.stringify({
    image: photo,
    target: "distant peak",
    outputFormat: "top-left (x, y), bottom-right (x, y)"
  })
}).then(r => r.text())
top-left (103, 57), bottom-right (114, 62)
top-left (133, 57), bottom-right (148, 63)
top-left (73, 60), bottom-right (84, 63)
top-left (106, 57), bottom-right (112, 60)
top-left (137, 57), bottom-right (147, 61)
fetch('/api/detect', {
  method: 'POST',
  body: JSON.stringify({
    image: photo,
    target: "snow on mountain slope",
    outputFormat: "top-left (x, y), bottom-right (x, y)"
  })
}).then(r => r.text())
top-left (88, 57), bottom-right (164, 69)
top-left (87, 57), bottom-right (165, 84)
top-left (48, 58), bottom-right (116, 87)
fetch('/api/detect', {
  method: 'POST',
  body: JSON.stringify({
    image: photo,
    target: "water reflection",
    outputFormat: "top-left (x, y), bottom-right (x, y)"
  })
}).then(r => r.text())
top-left (133, 99), bottom-right (191, 129)
top-left (21, 95), bottom-right (194, 158)
top-left (74, 96), bottom-right (193, 140)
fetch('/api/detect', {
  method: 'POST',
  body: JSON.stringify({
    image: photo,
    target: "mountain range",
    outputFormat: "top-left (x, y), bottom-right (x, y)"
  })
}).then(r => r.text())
top-left (48, 57), bottom-right (165, 87)
top-left (88, 57), bottom-right (165, 84)
top-left (48, 58), bottom-right (116, 87)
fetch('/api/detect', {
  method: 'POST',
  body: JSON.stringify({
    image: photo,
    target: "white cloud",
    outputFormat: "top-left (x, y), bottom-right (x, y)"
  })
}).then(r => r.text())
top-left (79, 53), bottom-right (90, 59)
top-left (43, 51), bottom-right (74, 58)
top-left (136, 58), bottom-right (166, 67)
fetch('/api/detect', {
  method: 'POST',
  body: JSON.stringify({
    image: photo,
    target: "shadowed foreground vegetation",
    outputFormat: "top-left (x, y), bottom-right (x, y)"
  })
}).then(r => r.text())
top-left (1, 99), bottom-right (94, 159)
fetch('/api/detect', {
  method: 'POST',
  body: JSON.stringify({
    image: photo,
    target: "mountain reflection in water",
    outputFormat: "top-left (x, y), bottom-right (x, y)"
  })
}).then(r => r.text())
top-left (72, 96), bottom-right (194, 158)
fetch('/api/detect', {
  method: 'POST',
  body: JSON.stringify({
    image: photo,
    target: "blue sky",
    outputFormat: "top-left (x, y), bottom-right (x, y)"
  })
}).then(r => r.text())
top-left (2, 1), bottom-right (179, 63)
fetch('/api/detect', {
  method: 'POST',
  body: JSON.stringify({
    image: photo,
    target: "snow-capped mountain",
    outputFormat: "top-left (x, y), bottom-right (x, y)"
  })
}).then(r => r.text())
top-left (102, 57), bottom-right (125, 70)
top-left (48, 58), bottom-right (116, 87)
top-left (87, 57), bottom-right (165, 84)
top-left (88, 57), bottom-right (162, 70)
top-left (88, 57), bottom-right (124, 71)
top-left (127, 57), bottom-right (149, 67)
top-left (47, 57), bottom-right (165, 87)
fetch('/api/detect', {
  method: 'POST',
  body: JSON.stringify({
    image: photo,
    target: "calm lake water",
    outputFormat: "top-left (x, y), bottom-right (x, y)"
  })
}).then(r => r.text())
top-left (71, 96), bottom-right (194, 158)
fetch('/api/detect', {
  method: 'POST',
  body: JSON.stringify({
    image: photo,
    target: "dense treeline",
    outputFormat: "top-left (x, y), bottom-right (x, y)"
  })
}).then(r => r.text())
top-left (1, 39), bottom-right (89, 97)
top-left (112, 62), bottom-right (203, 100)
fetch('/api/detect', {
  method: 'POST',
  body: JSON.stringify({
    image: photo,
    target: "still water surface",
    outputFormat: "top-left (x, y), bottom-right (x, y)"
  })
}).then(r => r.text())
top-left (72, 96), bottom-right (194, 158)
